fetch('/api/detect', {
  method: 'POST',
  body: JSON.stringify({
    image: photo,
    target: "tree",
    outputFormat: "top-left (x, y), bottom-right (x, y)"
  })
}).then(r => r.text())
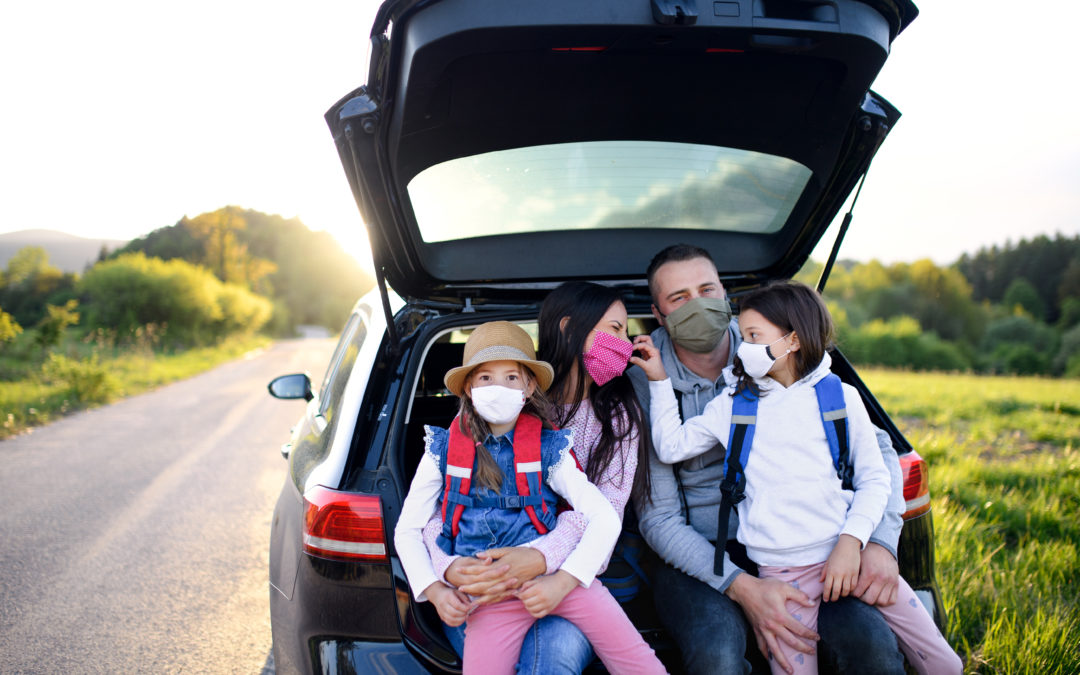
top-left (1002, 277), bottom-right (1045, 320)
top-left (0, 246), bottom-right (77, 327)
top-left (956, 233), bottom-right (1080, 323)
top-left (4, 246), bottom-right (54, 285)
top-left (185, 207), bottom-right (276, 290)
top-left (0, 307), bottom-right (21, 345)
top-left (35, 299), bottom-right (80, 349)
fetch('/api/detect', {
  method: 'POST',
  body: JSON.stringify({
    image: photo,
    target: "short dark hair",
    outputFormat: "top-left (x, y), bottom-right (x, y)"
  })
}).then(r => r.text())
top-left (735, 280), bottom-right (835, 388)
top-left (645, 244), bottom-right (719, 302)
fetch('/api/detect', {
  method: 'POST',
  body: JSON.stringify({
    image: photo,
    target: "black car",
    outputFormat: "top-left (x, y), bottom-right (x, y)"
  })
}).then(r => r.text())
top-left (266, 0), bottom-right (941, 672)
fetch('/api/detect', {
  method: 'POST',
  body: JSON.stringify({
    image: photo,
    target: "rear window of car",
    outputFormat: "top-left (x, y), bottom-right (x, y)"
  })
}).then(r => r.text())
top-left (407, 140), bottom-right (811, 243)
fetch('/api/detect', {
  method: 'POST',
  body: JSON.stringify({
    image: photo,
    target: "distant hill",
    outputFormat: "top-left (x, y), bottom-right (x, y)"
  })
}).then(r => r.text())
top-left (0, 230), bottom-right (128, 273)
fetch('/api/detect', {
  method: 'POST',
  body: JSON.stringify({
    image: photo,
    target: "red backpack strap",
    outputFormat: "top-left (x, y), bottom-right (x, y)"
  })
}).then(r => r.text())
top-left (512, 413), bottom-right (549, 534)
top-left (443, 416), bottom-right (476, 538)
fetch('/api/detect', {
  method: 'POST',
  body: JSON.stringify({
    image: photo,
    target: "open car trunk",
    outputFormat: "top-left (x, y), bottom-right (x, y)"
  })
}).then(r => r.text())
top-left (327, 0), bottom-right (916, 306)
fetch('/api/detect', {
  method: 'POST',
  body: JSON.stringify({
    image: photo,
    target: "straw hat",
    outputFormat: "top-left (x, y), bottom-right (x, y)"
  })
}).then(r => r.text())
top-left (444, 321), bottom-right (554, 397)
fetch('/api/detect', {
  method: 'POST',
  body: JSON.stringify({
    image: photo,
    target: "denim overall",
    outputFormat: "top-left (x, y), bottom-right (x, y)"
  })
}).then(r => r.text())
top-left (429, 425), bottom-right (570, 556)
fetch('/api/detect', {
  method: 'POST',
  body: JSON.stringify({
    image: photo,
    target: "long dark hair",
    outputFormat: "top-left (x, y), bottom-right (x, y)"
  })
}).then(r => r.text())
top-left (538, 281), bottom-right (652, 504)
top-left (732, 280), bottom-right (835, 398)
top-left (458, 366), bottom-right (557, 492)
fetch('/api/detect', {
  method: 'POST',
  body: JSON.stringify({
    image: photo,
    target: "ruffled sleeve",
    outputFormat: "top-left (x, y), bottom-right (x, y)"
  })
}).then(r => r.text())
top-left (544, 427), bottom-right (576, 484)
top-left (423, 425), bottom-right (449, 472)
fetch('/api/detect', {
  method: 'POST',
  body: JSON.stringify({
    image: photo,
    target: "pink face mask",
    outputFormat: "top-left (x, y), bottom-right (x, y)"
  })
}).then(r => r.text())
top-left (582, 330), bottom-right (634, 386)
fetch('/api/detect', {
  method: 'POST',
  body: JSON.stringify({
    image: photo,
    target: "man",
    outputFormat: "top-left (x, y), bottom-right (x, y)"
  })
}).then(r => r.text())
top-left (627, 244), bottom-right (908, 674)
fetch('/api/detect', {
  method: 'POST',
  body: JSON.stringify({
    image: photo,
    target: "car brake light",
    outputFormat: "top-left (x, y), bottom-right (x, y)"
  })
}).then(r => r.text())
top-left (899, 451), bottom-right (931, 520)
top-left (303, 486), bottom-right (388, 562)
top-left (550, 46), bottom-right (607, 52)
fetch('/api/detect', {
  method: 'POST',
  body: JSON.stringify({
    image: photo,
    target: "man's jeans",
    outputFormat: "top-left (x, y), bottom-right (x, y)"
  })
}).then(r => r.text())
top-left (444, 614), bottom-right (594, 674)
top-left (653, 564), bottom-right (907, 675)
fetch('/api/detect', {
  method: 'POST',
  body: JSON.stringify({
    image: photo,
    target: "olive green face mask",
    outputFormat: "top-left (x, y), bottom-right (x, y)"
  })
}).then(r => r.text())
top-left (661, 296), bottom-right (732, 353)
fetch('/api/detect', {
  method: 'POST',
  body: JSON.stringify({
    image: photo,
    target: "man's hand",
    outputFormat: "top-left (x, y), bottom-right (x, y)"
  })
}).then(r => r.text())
top-left (821, 534), bottom-right (861, 602)
top-left (444, 547), bottom-right (546, 605)
top-left (424, 582), bottom-right (474, 627)
top-left (516, 570), bottom-right (579, 618)
top-left (852, 542), bottom-right (900, 607)
top-left (726, 573), bottom-right (817, 675)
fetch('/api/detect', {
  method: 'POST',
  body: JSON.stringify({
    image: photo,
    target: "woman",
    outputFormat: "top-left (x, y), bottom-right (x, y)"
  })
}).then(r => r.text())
top-left (420, 281), bottom-right (653, 673)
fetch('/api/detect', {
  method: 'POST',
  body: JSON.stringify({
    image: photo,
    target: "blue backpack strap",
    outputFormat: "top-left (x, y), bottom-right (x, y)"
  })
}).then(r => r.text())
top-left (715, 387), bottom-right (758, 575)
top-left (815, 374), bottom-right (854, 491)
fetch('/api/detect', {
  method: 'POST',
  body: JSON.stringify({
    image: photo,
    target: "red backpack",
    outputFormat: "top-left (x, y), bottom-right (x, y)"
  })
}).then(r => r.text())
top-left (440, 413), bottom-right (555, 544)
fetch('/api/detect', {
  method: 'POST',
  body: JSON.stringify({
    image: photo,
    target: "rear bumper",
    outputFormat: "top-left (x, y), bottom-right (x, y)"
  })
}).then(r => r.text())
top-left (897, 510), bottom-right (947, 630)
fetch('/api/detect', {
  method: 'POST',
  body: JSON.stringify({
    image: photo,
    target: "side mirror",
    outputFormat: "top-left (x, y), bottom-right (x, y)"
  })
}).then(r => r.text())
top-left (268, 373), bottom-right (313, 401)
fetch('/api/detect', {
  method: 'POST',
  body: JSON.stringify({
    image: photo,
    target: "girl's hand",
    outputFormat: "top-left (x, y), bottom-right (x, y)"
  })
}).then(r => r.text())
top-left (424, 581), bottom-right (474, 627)
top-left (515, 570), bottom-right (579, 618)
top-left (629, 335), bottom-right (667, 381)
top-left (821, 534), bottom-right (861, 602)
top-left (445, 556), bottom-right (516, 605)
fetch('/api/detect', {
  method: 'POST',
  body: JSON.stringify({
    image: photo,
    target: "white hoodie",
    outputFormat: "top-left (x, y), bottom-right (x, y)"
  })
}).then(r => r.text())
top-left (649, 354), bottom-right (891, 567)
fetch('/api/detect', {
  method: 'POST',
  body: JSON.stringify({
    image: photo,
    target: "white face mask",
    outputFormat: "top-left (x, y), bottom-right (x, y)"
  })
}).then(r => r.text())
top-left (736, 333), bottom-right (793, 379)
top-left (470, 384), bottom-right (527, 425)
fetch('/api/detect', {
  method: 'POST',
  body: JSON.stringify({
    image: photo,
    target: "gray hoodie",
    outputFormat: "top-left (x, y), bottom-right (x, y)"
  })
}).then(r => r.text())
top-left (628, 324), bottom-right (904, 593)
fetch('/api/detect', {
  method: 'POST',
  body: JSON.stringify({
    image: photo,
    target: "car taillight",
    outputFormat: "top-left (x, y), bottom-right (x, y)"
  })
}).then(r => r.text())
top-left (303, 486), bottom-right (388, 562)
top-left (899, 451), bottom-right (931, 520)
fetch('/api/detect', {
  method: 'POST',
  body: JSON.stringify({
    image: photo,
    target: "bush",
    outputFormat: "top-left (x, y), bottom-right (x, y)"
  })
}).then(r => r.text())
top-left (980, 315), bottom-right (1057, 354)
top-left (215, 283), bottom-right (272, 336)
top-left (1053, 325), bottom-right (1080, 375)
top-left (987, 343), bottom-right (1050, 376)
top-left (1066, 353), bottom-right (1080, 378)
top-left (80, 253), bottom-right (270, 345)
top-left (41, 353), bottom-right (120, 404)
top-left (1059, 297), bottom-right (1080, 330)
top-left (840, 316), bottom-right (971, 371)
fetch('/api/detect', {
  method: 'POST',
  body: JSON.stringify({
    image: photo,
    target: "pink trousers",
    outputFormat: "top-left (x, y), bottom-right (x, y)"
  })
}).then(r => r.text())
top-left (759, 563), bottom-right (962, 675)
top-left (462, 580), bottom-right (668, 675)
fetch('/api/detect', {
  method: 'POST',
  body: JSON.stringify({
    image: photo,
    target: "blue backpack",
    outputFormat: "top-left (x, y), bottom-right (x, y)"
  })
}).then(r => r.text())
top-left (713, 373), bottom-right (854, 575)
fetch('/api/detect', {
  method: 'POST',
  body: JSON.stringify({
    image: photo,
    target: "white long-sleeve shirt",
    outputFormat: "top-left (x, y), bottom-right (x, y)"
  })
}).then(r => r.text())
top-left (649, 356), bottom-right (891, 567)
top-left (394, 429), bottom-right (620, 602)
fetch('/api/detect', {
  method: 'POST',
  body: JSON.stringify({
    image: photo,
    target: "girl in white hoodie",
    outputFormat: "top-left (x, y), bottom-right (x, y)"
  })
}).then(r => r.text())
top-left (633, 280), bottom-right (960, 675)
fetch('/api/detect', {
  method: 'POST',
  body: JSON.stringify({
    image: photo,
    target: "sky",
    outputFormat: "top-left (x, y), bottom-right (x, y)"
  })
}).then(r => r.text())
top-left (1, 1), bottom-right (1077, 271)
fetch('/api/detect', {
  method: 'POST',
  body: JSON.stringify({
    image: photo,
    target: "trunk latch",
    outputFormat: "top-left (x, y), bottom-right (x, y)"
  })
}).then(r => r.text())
top-left (651, 0), bottom-right (698, 25)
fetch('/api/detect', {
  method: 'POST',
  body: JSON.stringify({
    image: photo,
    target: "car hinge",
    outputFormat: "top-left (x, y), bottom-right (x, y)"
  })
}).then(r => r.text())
top-left (339, 88), bottom-right (379, 134)
top-left (463, 297), bottom-right (475, 313)
top-left (651, 0), bottom-right (698, 25)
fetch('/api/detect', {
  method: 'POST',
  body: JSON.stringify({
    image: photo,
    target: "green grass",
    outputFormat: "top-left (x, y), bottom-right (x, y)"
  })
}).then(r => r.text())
top-left (0, 334), bottom-right (270, 439)
top-left (862, 369), bottom-right (1080, 674)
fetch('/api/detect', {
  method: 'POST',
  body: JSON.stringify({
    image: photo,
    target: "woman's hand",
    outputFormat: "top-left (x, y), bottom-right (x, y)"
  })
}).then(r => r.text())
top-left (726, 573), bottom-right (817, 675)
top-left (444, 547), bottom-right (546, 605)
top-left (822, 534), bottom-right (861, 602)
top-left (516, 570), bottom-right (579, 618)
top-left (424, 581), bottom-right (474, 627)
top-left (630, 335), bottom-right (667, 381)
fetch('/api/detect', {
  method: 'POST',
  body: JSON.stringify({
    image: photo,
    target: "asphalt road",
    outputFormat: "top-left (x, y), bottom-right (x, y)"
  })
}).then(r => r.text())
top-left (0, 338), bottom-right (337, 674)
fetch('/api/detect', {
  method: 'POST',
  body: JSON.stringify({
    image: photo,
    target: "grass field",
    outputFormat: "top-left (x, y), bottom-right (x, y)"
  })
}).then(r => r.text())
top-left (0, 334), bottom-right (271, 439)
top-left (862, 369), bottom-right (1080, 674)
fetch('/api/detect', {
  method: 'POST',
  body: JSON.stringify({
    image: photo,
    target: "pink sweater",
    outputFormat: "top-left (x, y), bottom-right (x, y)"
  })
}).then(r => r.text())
top-left (421, 401), bottom-right (639, 579)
